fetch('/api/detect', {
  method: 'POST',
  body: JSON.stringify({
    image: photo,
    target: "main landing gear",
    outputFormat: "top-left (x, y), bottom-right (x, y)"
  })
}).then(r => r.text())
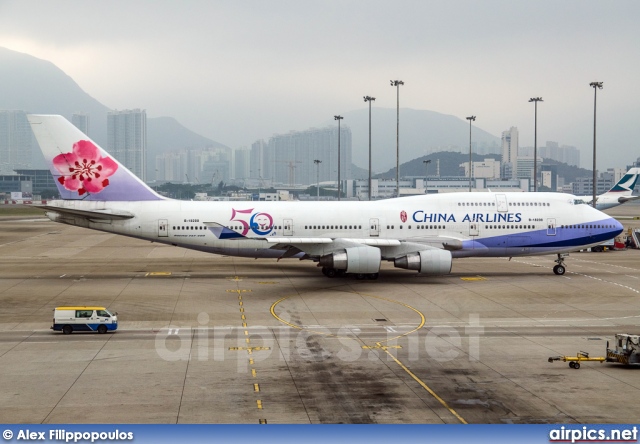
top-left (553, 253), bottom-right (568, 275)
top-left (321, 267), bottom-right (379, 280)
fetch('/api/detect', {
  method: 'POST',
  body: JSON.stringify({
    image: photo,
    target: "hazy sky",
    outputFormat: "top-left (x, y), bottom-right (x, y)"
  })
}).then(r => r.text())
top-left (1, 0), bottom-right (639, 168)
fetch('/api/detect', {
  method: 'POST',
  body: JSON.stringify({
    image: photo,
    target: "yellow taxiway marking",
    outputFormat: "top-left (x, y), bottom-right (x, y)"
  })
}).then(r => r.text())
top-left (270, 291), bottom-right (425, 344)
top-left (362, 343), bottom-right (402, 350)
top-left (241, 314), bottom-right (246, 320)
top-left (244, 330), bottom-right (249, 336)
top-left (226, 289), bottom-right (252, 293)
top-left (242, 322), bottom-right (247, 327)
top-left (381, 348), bottom-right (467, 424)
top-left (249, 358), bottom-right (254, 365)
top-left (252, 369), bottom-right (257, 377)
top-left (256, 400), bottom-right (263, 409)
top-left (239, 301), bottom-right (243, 306)
top-left (258, 281), bottom-right (279, 285)
top-left (269, 291), bottom-right (466, 424)
top-left (226, 276), bottom-right (245, 282)
top-left (254, 383), bottom-right (260, 392)
top-left (259, 419), bottom-right (267, 424)
top-left (460, 276), bottom-right (486, 281)
top-left (145, 272), bottom-right (172, 276)
top-left (245, 338), bottom-right (250, 344)
top-left (228, 346), bottom-right (270, 352)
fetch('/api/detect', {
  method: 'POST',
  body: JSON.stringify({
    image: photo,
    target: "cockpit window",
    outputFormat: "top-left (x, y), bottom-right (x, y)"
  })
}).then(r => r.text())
top-left (573, 199), bottom-right (586, 205)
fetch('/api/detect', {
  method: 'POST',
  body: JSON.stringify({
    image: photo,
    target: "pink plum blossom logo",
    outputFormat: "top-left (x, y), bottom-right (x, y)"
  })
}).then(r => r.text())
top-left (53, 140), bottom-right (118, 196)
top-left (400, 210), bottom-right (407, 223)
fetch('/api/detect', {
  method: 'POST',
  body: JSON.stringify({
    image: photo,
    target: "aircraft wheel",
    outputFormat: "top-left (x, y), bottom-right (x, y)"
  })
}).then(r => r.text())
top-left (355, 274), bottom-right (366, 280)
top-left (569, 361), bottom-right (575, 368)
top-left (62, 325), bottom-right (73, 335)
top-left (325, 268), bottom-right (337, 278)
top-left (367, 273), bottom-right (379, 280)
top-left (97, 325), bottom-right (107, 334)
top-left (553, 264), bottom-right (566, 275)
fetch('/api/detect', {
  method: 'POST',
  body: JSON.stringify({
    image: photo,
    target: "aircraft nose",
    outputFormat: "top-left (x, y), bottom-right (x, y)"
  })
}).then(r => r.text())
top-left (614, 218), bottom-right (624, 235)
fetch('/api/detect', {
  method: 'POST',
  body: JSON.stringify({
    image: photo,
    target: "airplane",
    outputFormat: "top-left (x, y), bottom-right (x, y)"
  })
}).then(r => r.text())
top-left (576, 168), bottom-right (640, 210)
top-left (28, 114), bottom-right (624, 278)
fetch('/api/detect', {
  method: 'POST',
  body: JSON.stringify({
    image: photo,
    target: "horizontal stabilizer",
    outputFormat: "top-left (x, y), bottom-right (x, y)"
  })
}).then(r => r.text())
top-left (35, 205), bottom-right (134, 220)
top-left (618, 195), bottom-right (640, 203)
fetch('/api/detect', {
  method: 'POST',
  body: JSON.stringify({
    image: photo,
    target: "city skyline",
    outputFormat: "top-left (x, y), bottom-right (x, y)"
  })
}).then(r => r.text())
top-left (0, 1), bottom-right (638, 170)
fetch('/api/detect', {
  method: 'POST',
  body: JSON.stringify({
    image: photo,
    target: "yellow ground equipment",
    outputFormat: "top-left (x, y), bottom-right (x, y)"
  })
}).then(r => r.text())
top-left (548, 351), bottom-right (606, 369)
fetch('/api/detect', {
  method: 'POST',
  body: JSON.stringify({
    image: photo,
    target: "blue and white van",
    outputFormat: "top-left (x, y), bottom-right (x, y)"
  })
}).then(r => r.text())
top-left (52, 306), bottom-right (118, 334)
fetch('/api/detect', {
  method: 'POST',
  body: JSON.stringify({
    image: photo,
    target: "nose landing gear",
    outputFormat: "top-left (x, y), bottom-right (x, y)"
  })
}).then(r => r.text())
top-left (553, 253), bottom-right (568, 275)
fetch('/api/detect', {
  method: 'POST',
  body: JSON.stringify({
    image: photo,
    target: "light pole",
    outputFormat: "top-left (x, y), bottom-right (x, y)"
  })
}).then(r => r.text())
top-left (466, 116), bottom-right (476, 192)
top-left (390, 80), bottom-right (404, 197)
top-left (529, 97), bottom-right (543, 192)
top-left (590, 81), bottom-right (603, 208)
top-left (364, 95), bottom-right (376, 200)
top-left (314, 159), bottom-right (322, 201)
top-left (423, 159), bottom-right (431, 194)
top-left (334, 115), bottom-right (343, 200)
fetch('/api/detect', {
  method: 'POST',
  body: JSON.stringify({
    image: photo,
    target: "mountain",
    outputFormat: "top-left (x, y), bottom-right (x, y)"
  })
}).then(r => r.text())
top-left (375, 150), bottom-right (592, 183)
top-left (0, 47), bottom-right (229, 180)
top-left (325, 108), bottom-right (501, 173)
top-left (147, 116), bottom-right (228, 154)
top-left (376, 152), bottom-right (500, 178)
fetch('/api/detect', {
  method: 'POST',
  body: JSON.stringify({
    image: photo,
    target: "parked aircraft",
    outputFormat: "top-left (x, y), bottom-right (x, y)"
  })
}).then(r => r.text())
top-left (28, 115), bottom-right (623, 278)
top-left (576, 168), bottom-right (640, 210)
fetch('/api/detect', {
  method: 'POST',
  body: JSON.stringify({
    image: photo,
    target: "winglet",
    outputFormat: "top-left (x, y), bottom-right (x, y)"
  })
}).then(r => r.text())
top-left (207, 223), bottom-right (248, 240)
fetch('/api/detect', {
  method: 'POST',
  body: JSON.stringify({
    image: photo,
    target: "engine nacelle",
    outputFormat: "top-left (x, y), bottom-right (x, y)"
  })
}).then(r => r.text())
top-left (394, 249), bottom-right (452, 275)
top-left (319, 246), bottom-right (381, 274)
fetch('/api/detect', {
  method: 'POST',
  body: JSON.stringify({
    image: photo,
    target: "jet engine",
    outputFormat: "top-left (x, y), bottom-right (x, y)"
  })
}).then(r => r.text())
top-left (319, 246), bottom-right (381, 274)
top-left (394, 249), bottom-right (452, 275)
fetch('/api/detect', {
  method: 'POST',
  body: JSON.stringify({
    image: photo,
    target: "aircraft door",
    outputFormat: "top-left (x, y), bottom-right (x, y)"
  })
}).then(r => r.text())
top-left (283, 219), bottom-right (293, 236)
top-left (496, 194), bottom-right (508, 212)
top-left (158, 219), bottom-right (168, 237)
top-left (547, 218), bottom-right (556, 236)
top-left (469, 222), bottom-right (479, 237)
top-left (369, 218), bottom-right (380, 237)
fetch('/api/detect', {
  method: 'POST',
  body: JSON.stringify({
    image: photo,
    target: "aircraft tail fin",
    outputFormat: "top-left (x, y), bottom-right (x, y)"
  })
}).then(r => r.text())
top-left (604, 168), bottom-right (640, 195)
top-left (28, 114), bottom-right (163, 201)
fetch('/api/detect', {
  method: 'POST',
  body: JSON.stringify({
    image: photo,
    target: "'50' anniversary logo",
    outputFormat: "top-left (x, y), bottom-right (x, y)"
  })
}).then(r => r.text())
top-left (230, 208), bottom-right (274, 236)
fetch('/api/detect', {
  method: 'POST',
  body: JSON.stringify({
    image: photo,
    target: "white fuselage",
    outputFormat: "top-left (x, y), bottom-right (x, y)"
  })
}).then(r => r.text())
top-left (44, 192), bottom-right (623, 261)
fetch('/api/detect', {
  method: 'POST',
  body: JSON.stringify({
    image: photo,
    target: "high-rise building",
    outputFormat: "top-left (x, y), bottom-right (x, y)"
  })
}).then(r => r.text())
top-left (268, 126), bottom-right (352, 186)
top-left (250, 139), bottom-right (270, 181)
top-left (519, 141), bottom-right (580, 167)
top-left (233, 147), bottom-right (249, 180)
top-left (0, 110), bottom-right (33, 175)
top-left (71, 113), bottom-right (90, 136)
top-left (501, 127), bottom-right (518, 180)
top-left (107, 109), bottom-right (147, 181)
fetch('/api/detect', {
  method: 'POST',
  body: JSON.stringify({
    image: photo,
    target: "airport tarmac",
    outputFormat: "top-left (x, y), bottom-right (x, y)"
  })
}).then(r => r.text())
top-left (1, 204), bottom-right (639, 424)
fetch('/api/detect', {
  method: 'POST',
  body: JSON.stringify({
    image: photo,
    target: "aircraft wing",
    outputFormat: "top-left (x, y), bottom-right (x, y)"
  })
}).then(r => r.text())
top-left (35, 205), bottom-right (135, 220)
top-left (205, 222), bottom-right (465, 258)
top-left (265, 235), bottom-right (463, 259)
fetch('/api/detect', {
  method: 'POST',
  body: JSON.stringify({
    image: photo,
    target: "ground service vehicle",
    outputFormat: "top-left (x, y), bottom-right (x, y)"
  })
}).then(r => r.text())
top-left (52, 306), bottom-right (118, 334)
